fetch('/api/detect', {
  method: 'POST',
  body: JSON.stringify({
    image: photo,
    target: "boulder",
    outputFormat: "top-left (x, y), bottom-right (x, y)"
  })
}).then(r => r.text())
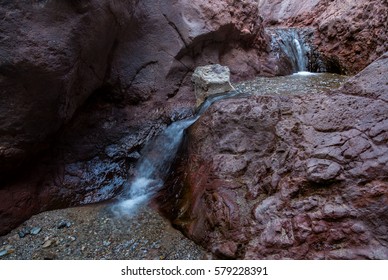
top-left (159, 53), bottom-right (388, 259)
top-left (192, 65), bottom-right (235, 107)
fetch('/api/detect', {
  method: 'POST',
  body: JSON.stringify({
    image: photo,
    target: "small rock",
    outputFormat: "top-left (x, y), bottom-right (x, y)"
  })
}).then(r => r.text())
top-left (69, 236), bottom-right (77, 242)
top-left (0, 249), bottom-right (9, 257)
top-left (18, 227), bottom-right (31, 238)
top-left (30, 227), bottom-right (42, 235)
top-left (103, 241), bottom-right (111, 247)
top-left (57, 220), bottom-right (71, 229)
top-left (0, 245), bottom-right (15, 257)
top-left (42, 240), bottom-right (54, 248)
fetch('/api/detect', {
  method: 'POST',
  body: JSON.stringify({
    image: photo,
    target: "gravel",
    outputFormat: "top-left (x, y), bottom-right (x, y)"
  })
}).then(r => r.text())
top-left (0, 202), bottom-right (207, 260)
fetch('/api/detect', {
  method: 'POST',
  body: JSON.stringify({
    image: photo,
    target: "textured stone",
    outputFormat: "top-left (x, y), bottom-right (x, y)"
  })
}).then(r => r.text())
top-left (192, 65), bottom-right (235, 107)
top-left (159, 53), bottom-right (388, 259)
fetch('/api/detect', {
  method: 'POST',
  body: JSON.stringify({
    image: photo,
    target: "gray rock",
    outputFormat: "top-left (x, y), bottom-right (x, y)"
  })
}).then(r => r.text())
top-left (57, 220), bottom-right (71, 229)
top-left (191, 64), bottom-right (235, 107)
top-left (0, 249), bottom-right (9, 257)
top-left (30, 227), bottom-right (42, 235)
top-left (18, 227), bottom-right (31, 238)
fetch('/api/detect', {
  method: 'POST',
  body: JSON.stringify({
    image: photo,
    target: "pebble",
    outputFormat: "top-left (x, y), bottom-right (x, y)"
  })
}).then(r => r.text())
top-left (0, 246), bottom-right (15, 257)
top-left (42, 240), bottom-right (54, 248)
top-left (0, 249), bottom-right (9, 257)
top-left (18, 227), bottom-right (31, 238)
top-left (30, 227), bottom-right (42, 235)
top-left (57, 220), bottom-right (71, 229)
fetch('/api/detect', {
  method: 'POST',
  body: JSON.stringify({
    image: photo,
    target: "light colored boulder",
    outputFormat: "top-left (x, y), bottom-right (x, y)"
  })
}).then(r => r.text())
top-left (191, 64), bottom-right (235, 107)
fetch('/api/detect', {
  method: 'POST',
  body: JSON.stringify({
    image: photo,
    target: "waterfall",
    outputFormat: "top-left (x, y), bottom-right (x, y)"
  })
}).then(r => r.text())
top-left (113, 90), bottom-right (240, 215)
top-left (269, 28), bottom-right (309, 73)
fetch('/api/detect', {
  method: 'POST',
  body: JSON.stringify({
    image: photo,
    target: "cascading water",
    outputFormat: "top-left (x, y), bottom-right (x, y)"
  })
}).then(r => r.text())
top-left (115, 118), bottom-right (197, 214)
top-left (113, 90), bottom-right (240, 215)
top-left (268, 28), bottom-right (310, 73)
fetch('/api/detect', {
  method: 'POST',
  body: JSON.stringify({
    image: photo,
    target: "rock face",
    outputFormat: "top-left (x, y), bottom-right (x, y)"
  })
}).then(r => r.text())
top-left (0, 0), bottom-right (272, 234)
top-left (0, 0), bottom-right (124, 174)
top-left (258, 0), bottom-right (388, 74)
top-left (192, 65), bottom-right (235, 107)
top-left (159, 53), bottom-right (388, 259)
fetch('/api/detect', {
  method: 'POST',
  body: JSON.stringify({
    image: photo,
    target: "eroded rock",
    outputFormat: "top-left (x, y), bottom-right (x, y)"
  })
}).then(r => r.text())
top-left (159, 53), bottom-right (388, 259)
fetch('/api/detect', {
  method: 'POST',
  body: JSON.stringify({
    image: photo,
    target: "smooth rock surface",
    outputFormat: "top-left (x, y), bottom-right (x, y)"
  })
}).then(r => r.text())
top-left (159, 53), bottom-right (388, 259)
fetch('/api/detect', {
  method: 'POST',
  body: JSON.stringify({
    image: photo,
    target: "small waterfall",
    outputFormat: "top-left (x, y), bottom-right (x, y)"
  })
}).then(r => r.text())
top-left (269, 28), bottom-right (310, 73)
top-left (114, 90), bottom-right (240, 215)
top-left (114, 117), bottom-right (196, 214)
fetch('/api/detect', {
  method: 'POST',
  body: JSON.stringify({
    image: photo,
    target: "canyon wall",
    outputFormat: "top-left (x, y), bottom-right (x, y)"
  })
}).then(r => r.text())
top-left (0, 0), bottom-right (270, 234)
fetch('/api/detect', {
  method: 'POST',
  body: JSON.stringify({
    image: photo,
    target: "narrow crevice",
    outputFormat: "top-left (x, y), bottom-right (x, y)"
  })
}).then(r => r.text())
top-left (162, 13), bottom-right (189, 48)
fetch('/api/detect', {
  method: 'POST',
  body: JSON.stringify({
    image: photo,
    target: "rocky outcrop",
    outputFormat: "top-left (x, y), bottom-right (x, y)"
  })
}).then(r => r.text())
top-left (159, 53), bottom-right (388, 259)
top-left (0, 0), bottom-right (271, 234)
top-left (258, 0), bottom-right (388, 74)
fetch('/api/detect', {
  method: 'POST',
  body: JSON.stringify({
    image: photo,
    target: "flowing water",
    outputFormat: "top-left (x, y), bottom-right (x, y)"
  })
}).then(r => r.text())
top-left (113, 90), bottom-right (241, 215)
top-left (235, 72), bottom-right (348, 96)
top-left (268, 28), bottom-right (311, 73)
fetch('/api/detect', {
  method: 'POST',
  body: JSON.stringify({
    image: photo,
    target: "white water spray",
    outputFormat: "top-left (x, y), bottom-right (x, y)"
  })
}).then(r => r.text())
top-left (269, 28), bottom-right (309, 73)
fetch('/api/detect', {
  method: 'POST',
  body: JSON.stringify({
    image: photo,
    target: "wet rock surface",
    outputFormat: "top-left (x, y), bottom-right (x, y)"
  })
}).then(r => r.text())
top-left (0, 203), bottom-right (206, 260)
top-left (259, 0), bottom-right (388, 74)
top-left (159, 53), bottom-right (388, 259)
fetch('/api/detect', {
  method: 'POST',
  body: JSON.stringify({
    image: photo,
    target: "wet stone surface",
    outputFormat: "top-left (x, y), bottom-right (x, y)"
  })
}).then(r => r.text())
top-left (235, 72), bottom-right (348, 96)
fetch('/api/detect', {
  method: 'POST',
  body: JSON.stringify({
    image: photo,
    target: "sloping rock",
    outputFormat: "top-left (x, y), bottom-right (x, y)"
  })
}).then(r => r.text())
top-left (159, 53), bottom-right (388, 259)
top-left (0, 0), bottom-right (271, 235)
top-left (258, 0), bottom-right (388, 74)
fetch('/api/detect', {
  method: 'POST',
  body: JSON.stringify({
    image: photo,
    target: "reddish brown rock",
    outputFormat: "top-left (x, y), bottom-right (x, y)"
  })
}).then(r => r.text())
top-left (0, 1), bottom-right (124, 174)
top-left (258, 0), bottom-right (388, 74)
top-left (0, 0), bottom-right (271, 234)
top-left (159, 53), bottom-right (388, 259)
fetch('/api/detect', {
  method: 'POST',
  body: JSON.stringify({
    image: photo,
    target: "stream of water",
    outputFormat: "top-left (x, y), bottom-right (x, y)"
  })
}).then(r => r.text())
top-left (113, 90), bottom-right (241, 215)
top-left (268, 28), bottom-right (310, 73)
